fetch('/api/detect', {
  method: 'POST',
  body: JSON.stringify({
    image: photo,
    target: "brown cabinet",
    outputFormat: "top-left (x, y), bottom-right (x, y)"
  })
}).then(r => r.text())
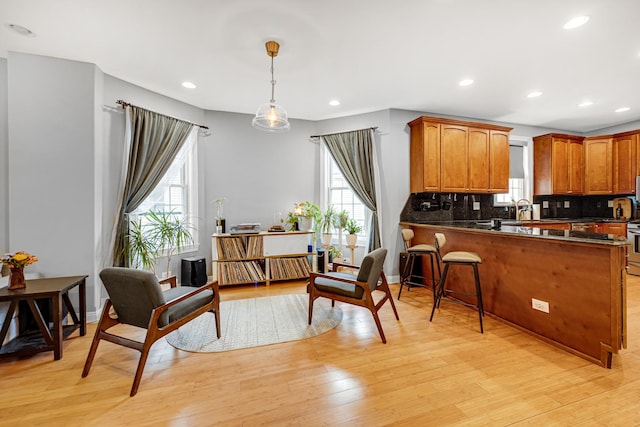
top-left (534, 133), bottom-right (584, 195)
top-left (596, 222), bottom-right (627, 238)
top-left (409, 116), bottom-right (512, 193)
top-left (441, 124), bottom-right (469, 192)
top-left (613, 131), bottom-right (638, 194)
top-left (584, 136), bottom-right (613, 195)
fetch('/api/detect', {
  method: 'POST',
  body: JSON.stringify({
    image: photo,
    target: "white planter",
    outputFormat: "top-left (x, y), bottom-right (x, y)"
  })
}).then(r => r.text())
top-left (346, 234), bottom-right (358, 246)
top-left (298, 217), bottom-right (313, 231)
top-left (322, 233), bottom-right (333, 246)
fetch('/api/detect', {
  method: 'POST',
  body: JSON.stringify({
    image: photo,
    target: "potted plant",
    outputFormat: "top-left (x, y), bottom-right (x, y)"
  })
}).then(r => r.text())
top-left (327, 245), bottom-right (342, 263)
top-left (320, 205), bottom-right (338, 247)
top-left (336, 210), bottom-right (350, 254)
top-left (286, 201), bottom-right (321, 231)
top-left (344, 218), bottom-right (362, 247)
top-left (123, 210), bottom-right (193, 278)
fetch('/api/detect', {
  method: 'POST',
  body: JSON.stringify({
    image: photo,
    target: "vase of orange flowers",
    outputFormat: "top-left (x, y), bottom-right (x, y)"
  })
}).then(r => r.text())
top-left (1, 251), bottom-right (38, 290)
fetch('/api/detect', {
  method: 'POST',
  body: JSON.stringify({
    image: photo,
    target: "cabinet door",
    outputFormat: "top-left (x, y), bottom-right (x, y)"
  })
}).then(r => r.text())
top-left (568, 139), bottom-right (584, 194)
top-left (551, 138), bottom-right (570, 193)
top-left (410, 121), bottom-right (440, 192)
top-left (467, 128), bottom-right (490, 192)
top-left (440, 125), bottom-right (468, 192)
top-left (613, 133), bottom-right (637, 194)
top-left (584, 137), bottom-right (612, 194)
top-left (489, 130), bottom-right (510, 193)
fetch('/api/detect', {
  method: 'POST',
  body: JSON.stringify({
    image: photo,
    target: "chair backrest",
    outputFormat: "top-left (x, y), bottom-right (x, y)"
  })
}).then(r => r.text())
top-left (401, 229), bottom-right (414, 251)
top-left (356, 247), bottom-right (387, 292)
top-left (99, 267), bottom-right (166, 329)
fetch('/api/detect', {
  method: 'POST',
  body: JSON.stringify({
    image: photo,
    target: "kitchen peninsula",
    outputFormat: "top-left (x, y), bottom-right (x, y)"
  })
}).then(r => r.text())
top-left (401, 220), bottom-right (628, 368)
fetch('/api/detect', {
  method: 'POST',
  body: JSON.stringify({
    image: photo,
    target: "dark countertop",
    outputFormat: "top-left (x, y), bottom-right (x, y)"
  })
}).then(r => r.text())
top-left (400, 220), bottom-right (630, 246)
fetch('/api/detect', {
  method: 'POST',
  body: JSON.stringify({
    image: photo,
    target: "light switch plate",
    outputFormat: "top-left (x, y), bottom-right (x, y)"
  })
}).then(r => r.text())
top-left (543, 201), bottom-right (549, 209)
top-left (564, 201), bottom-right (570, 208)
top-left (473, 201), bottom-right (480, 211)
top-left (608, 200), bottom-right (614, 208)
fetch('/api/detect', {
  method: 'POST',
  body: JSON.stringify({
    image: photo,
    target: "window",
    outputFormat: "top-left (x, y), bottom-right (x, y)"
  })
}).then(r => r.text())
top-left (326, 155), bottom-right (370, 242)
top-left (130, 128), bottom-right (199, 251)
top-left (494, 140), bottom-right (531, 206)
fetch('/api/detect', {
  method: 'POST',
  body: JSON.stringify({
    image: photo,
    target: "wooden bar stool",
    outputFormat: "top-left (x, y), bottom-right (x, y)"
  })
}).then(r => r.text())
top-left (429, 232), bottom-right (485, 333)
top-left (398, 229), bottom-right (440, 300)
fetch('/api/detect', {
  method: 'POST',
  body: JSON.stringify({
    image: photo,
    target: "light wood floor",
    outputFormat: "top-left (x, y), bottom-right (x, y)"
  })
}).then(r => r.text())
top-left (2, 275), bottom-right (640, 426)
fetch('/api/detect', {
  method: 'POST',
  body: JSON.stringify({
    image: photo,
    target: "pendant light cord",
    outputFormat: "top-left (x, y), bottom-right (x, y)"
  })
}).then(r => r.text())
top-left (270, 55), bottom-right (276, 104)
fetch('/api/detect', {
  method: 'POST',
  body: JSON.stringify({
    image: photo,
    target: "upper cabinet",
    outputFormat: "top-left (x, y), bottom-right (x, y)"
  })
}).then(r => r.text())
top-left (534, 130), bottom-right (640, 196)
top-left (583, 136), bottom-right (613, 195)
top-left (534, 134), bottom-right (584, 195)
top-left (409, 116), bottom-right (512, 193)
top-left (613, 131), bottom-right (638, 194)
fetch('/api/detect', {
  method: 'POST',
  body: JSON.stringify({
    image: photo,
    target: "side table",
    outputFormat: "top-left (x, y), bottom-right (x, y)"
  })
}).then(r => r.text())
top-left (0, 275), bottom-right (87, 360)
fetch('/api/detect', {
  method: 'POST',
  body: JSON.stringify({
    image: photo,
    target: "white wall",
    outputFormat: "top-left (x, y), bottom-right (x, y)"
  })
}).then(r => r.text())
top-left (201, 110), bottom-right (318, 272)
top-left (0, 58), bottom-right (7, 253)
top-left (7, 52), bottom-right (97, 306)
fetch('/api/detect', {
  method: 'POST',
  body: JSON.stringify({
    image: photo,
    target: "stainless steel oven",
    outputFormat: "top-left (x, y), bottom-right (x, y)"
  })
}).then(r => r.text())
top-left (627, 221), bottom-right (640, 275)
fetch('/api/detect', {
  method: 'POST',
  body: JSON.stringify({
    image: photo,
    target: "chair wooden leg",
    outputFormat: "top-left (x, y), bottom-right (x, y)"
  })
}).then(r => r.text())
top-left (308, 293), bottom-right (315, 325)
top-left (213, 309), bottom-right (221, 339)
top-left (130, 334), bottom-right (155, 397)
top-left (82, 301), bottom-right (116, 378)
top-left (370, 310), bottom-right (386, 344)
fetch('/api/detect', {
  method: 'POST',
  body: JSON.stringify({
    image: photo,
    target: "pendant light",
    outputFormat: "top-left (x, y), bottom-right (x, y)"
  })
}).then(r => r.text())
top-left (252, 40), bottom-right (291, 133)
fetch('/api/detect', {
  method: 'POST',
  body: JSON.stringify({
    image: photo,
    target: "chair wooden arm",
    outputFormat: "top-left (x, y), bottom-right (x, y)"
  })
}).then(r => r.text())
top-left (159, 275), bottom-right (177, 288)
top-left (151, 281), bottom-right (219, 332)
top-left (330, 260), bottom-right (361, 272)
top-left (309, 272), bottom-right (369, 294)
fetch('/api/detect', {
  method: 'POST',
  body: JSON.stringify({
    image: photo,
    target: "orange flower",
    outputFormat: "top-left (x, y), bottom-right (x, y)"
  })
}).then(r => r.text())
top-left (1, 251), bottom-right (39, 269)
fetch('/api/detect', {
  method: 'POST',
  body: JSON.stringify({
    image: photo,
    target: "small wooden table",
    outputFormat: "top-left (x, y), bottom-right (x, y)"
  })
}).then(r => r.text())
top-left (0, 275), bottom-right (87, 360)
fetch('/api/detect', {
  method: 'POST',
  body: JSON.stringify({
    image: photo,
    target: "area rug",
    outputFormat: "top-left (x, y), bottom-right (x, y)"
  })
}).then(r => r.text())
top-left (165, 293), bottom-right (342, 353)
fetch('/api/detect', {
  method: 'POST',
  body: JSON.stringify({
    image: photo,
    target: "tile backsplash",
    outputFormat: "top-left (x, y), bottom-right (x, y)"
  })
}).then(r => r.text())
top-left (400, 192), bottom-right (638, 222)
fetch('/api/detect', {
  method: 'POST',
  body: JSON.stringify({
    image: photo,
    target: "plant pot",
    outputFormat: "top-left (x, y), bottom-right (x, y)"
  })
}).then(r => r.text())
top-left (322, 233), bottom-right (333, 246)
top-left (298, 217), bottom-right (313, 232)
top-left (346, 234), bottom-right (358, 246)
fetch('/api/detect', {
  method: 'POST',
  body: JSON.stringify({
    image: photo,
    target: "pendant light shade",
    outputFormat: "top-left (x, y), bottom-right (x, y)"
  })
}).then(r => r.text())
top-left (252, 40), bottom-right (291, 133)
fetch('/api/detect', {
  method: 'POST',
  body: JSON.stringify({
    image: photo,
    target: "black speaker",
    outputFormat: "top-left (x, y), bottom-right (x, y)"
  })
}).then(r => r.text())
top-left (181, 257), bottom-right (207, 287)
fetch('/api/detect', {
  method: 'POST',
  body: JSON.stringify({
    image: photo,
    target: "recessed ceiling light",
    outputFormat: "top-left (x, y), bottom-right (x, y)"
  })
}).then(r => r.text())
top-left (563, 16), bottom-right (590, 30)
top-left (181, 81), bottom-right (196, 89)
top-left (615, 107), bottom-right (630, 113)
top-left (527, 91), bottom-right (543, 98)
top-left (7, 24), bottom-right (35, 36)
top-left (458, 79), bottom-right (474, 87)
top-left (329, 100), bottom-right (341, 106)
top-left (578, 101), bottom-right (593, 107)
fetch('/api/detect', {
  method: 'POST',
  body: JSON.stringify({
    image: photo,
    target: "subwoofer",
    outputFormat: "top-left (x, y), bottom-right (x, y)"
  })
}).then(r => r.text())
top-left (181, 257), bottom-right (207, 287)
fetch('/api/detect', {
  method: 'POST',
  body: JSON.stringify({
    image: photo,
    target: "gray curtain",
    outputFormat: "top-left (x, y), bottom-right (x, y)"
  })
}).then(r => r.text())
top-left (321, 129), bottom-right (380, 252)
top-left (112, 106), bottom-right (195, 266)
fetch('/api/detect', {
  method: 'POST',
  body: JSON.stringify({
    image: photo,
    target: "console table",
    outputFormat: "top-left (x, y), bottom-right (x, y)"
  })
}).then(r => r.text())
top-left (0, 275), bottom-right (87, 360)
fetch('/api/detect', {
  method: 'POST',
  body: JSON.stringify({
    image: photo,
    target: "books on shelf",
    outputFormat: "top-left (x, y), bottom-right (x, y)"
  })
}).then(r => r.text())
top-left (269, 257), bottom-right (311, 281)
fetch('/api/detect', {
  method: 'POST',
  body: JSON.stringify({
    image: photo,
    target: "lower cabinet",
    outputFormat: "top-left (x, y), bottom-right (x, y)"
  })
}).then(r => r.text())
top-left (212, 231), bottom-right (313, 286)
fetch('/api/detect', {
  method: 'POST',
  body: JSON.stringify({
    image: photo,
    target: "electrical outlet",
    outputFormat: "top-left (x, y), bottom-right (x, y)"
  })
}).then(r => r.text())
top-left (564, 200), bottom-right (570, 208)
top-left (532, 298), bottom-right (550, 313)
top-left (608, 200), bottom-right (614, 208)
top-left (543, 201), bottom-right (549, 208)
top-left (473, 201), bottom-right (480, 211)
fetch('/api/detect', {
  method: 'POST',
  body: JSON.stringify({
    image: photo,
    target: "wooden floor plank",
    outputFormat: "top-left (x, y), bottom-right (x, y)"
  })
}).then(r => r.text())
top-left (1, 275), bottom-right (640, 426)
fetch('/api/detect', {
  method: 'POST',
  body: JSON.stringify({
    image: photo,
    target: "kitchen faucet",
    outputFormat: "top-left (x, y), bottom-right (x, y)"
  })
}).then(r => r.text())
top-left (516, 199), bottom-right (532, 221)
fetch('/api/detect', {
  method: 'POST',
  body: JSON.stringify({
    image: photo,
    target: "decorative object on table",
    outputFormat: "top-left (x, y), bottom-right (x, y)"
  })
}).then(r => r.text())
top-left (1, 251), bottom-right (39, 290)
top-left (122, 210), bottom-right (193, 277)
top-left (214, 197), bottom-right (226, 234)
top-left (286, 201), bottom-right (321, 232)
top-left (268, 211), bottom-right (286, 232)
top-left (251, 40), bottom-right (290, 133)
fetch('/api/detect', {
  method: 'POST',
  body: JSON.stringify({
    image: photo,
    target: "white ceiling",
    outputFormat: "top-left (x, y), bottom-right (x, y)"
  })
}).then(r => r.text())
top-left (1, 0), bottom-right (639, 133)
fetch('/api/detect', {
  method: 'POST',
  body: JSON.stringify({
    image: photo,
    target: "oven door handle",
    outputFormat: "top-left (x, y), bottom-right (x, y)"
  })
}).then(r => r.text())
top-left (628, 230), bottom-right (640, 235)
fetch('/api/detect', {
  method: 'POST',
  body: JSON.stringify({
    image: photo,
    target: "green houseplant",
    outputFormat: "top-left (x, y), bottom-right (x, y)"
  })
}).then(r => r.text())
top-left (286, 201), bottom-right (321, 231)
top-left (123, 210), bottom-right (193, 278)
top-left (344, 218), bottom-right (362, 247)
top-left (320, 205), bottom-right (338, 246)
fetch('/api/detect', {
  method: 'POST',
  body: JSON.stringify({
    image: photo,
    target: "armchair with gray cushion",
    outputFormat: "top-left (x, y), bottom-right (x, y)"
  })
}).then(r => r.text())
top-left (308, 247), bottom-right (399, 343)
top-left (81, 267), bottom-right (220, 396)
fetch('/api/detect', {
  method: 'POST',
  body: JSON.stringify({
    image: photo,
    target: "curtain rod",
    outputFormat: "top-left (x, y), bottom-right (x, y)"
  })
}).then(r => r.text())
top-left (309, 126), bottom-right (378, 139)
top-left (116, 99), bottom-right (209, 130)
